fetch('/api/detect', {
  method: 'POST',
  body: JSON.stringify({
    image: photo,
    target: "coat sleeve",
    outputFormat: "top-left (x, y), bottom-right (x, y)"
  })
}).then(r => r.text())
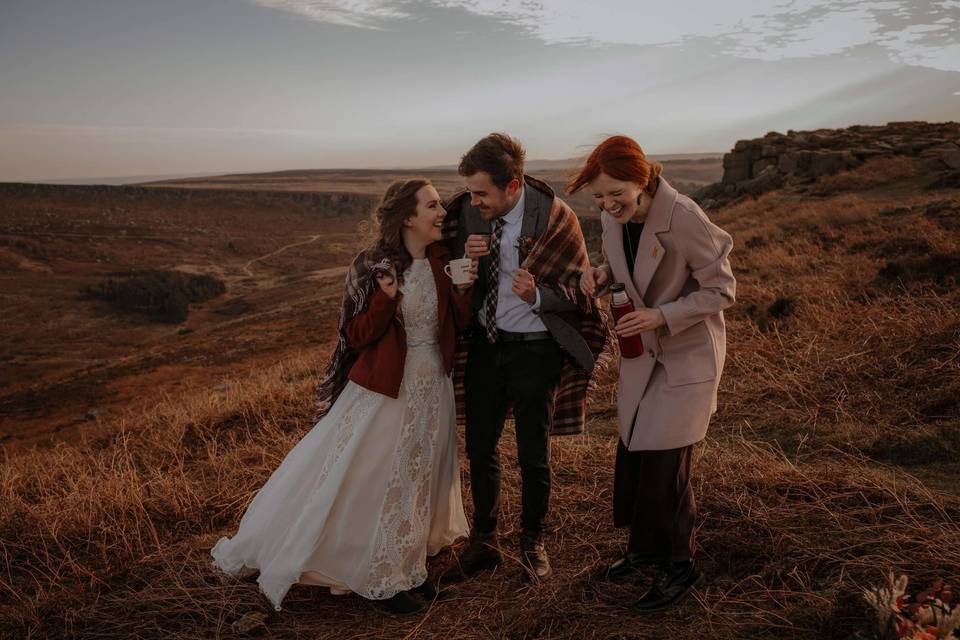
top-left (537, 286), bottom-right (579, 314)
top-left (344, 288), bottom-right (401, 349)
top-left (658, 205), bottom-right (736, 336)
top-left (450, 288), bottom-right (474, 329)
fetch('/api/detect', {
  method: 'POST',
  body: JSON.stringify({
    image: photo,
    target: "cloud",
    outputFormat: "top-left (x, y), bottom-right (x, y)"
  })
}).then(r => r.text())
top-left (249, 0), bottom-right (409, 29)
top-left (251, 0), bottom-right (960, 71)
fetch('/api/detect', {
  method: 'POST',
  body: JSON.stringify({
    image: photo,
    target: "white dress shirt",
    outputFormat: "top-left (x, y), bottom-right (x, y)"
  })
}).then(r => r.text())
top-left (479, 186), bottom-right (548, 333)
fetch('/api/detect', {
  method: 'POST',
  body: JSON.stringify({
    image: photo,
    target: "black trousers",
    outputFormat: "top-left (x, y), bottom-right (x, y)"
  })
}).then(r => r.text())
top-left (464, 337), bottom-right (565, 537)
top-left (613, 440), bottom-right (697, 563)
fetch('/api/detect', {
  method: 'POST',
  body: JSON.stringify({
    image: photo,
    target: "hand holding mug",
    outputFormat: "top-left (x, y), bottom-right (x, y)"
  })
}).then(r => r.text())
top-left (455, 258), bottom-right (478, 293)
top-left (580, 266), bottom-right (610, 297)
top-left (465, 233), bottom-right (491, 259)
top-left (445, 257), bottom-right (477, 292)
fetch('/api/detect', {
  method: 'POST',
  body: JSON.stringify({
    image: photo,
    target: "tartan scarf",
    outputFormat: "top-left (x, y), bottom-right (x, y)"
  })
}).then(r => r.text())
top-left (444, 178), bottom-right (612, 435)
top-left (315, 250), bottom-right (393, 420)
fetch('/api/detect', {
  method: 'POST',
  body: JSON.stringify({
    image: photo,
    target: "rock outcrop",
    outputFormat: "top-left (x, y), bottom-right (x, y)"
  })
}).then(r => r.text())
top-left (695, 121), bottom-right (960, 209)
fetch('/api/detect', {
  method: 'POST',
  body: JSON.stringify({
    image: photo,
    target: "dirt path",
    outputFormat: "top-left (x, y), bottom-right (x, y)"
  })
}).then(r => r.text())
top-left (243, 234), bottom-right (323, 276)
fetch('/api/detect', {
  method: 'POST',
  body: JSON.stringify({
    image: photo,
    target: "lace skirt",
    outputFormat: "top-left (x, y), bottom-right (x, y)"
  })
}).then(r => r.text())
top-left (210, 343), bottom-right (468, 610)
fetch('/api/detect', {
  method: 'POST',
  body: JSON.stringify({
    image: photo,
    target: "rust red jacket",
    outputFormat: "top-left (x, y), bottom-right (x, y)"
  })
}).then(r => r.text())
top-left (345, 243), bottom-right (473, 399)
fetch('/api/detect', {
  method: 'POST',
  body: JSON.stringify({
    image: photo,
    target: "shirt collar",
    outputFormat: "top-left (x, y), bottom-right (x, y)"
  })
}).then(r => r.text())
top-left (501, 185), bottom-right (525, 227)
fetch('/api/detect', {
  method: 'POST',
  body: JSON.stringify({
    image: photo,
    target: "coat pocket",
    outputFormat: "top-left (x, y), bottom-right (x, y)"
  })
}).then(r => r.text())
top-left (657, 322), bottom-right (717, 386)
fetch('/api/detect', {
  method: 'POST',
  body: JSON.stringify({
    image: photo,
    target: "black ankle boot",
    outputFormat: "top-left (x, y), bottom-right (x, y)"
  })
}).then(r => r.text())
top-left (411, 578), bottom-right (437, 600)
top-left (373, 590), bottom-right (424, 615)
top-left (635, 560), bottom-right (702, 612)
top-left (604, 551), bottom-right (647, 580)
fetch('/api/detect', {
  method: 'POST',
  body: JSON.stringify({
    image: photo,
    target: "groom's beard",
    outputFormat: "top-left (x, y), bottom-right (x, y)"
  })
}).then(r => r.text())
top-left (478, 199), bottom-right (514, 221)
top-left (478, 205), bottom-right (503, 221)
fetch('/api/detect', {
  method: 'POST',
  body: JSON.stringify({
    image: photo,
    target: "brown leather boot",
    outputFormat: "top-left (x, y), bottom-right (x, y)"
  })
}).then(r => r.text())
top-left (442, 532), bottom-right (502, 579)
top-left (520, 533), bottom-right (552, 582)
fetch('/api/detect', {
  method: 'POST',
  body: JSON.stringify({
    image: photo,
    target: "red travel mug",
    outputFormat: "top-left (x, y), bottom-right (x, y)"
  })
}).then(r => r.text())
top-left (610, 283), bottom-right (644, 358)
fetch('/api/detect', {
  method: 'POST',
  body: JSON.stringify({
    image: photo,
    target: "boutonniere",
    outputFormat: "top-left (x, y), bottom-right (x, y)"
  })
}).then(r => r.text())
top-left (516, 235), bottom-right (536, 265)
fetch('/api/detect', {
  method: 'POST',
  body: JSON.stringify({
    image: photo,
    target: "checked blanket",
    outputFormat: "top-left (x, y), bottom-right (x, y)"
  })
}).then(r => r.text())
top-left (444, 180), bottom-right (611, 435)
top-left (314, 250), bottom-right (393, 420)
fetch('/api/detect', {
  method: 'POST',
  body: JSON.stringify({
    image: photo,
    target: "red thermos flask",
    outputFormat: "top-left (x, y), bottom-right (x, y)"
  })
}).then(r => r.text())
top-left (609, 283), bottom-right (644, 358)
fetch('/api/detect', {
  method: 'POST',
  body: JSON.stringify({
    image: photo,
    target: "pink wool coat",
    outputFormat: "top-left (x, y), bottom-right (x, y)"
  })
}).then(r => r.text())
top-left (599, 177), bottom-right (736, 451)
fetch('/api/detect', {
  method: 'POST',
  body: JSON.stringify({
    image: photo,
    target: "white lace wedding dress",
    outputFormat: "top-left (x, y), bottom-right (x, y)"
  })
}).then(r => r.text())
top-left (211, 258), bottom-right (469, 610)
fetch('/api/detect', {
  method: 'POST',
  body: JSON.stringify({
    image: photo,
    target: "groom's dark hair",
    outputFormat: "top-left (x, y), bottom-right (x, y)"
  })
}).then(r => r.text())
top-left (458, 133), bottom-right (526, 190)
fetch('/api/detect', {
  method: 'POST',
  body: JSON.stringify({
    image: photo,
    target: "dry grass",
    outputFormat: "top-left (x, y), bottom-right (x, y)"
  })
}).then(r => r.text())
top-left (2, 155), bottom-right (959, 638)
top-left (807, 156), bottom-right (922, 196)
top-left (3, 349), bottom-right (958, 639)
top-left (708, 167), bottom-right (960, 487)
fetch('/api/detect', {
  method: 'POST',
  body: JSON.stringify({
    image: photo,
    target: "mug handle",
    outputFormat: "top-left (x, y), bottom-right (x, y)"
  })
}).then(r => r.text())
top-left (444, 264), bottom-right (454, 279)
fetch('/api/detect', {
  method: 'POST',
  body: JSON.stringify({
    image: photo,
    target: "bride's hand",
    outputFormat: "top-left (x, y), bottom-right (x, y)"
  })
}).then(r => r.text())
top-left (455, 258), bottom-right (478, 294)
top-left (376, 268), bottom-right (398, 299)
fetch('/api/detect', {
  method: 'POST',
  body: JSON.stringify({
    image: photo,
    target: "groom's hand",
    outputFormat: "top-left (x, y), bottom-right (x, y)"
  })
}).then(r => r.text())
top-left (512, 269), bottom-right (536, 305)
top-left (465, 234), bottom-right (491, 259)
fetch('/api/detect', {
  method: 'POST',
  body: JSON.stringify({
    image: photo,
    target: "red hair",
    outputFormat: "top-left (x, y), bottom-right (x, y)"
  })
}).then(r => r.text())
top-left (565, 135), bottom-right (662, 196)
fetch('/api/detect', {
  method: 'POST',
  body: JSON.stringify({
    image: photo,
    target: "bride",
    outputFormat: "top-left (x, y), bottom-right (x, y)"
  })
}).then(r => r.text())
top-left (211, 179), bottom-right (474, 615)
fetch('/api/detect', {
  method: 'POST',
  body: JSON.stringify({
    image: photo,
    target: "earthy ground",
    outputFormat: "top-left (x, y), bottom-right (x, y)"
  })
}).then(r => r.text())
top-left (1, 152), bottom-right (959, 639)
top-left (0, 184), bottom-right (365, 448)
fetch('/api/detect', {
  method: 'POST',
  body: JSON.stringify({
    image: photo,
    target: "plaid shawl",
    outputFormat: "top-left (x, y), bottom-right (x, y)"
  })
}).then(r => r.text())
top-left (444, 181), bottom-right (611, 435)
top-left (315, 250), bottom-right (394, 420)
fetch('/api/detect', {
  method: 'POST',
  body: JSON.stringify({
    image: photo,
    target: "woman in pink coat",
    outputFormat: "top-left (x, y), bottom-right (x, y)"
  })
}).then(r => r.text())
top-left (568, 136), bottom-right (735, 612)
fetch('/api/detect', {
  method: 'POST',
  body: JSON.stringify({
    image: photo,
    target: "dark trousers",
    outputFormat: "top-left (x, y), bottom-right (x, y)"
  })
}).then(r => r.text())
top-left (613, 440), bottom-right (696, 563)
top-left (464, 337), bottom-right (565, 537)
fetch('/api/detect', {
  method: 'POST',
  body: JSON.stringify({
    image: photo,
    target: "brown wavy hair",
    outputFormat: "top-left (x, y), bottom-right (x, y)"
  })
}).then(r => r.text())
top-left (565, 135), bottom-right (662, 196)
top-left (458, 132), bottom-right (526, 189)
top-left (365, 178), bottom-right (430, 284)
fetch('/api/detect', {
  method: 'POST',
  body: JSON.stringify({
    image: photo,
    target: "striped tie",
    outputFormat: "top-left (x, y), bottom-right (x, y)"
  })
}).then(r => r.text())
top-left (483, 218), bottom-right (505, 343)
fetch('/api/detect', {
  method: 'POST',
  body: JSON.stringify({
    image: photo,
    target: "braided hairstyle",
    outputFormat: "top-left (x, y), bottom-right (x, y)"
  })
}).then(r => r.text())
top-left (366, 178), bottom-right (430, 284)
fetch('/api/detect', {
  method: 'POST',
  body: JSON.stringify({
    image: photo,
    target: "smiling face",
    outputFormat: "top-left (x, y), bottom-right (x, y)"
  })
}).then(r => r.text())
top-left (402, 184), bottom-right (446, 246)
top-left (588, 172), bottom-right (646, 224)
top-left (464, 171), bottom-right (521, 221)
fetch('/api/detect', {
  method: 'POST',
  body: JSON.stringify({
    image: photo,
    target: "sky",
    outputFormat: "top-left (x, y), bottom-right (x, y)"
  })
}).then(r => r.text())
top-left (1, 0), bottom-right (959, 182)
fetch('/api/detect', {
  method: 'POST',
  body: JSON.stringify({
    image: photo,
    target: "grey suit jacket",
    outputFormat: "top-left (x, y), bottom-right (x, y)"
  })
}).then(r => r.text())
top-left (446, 176), bottom-right (594, 371)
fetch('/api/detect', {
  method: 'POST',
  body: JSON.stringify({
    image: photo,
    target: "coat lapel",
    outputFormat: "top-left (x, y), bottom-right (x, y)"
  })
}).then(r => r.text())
top-left (631, 178), bottom-right (676, 302)
top-left (520, 182), bottom-right (542, 239)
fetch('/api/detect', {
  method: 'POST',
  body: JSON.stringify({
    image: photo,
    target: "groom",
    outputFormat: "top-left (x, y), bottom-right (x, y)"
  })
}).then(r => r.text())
top-left (443, 133), bottom-right (599, 581)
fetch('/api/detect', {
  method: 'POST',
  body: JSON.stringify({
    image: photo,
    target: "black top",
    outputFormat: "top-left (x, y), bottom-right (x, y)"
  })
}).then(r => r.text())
top-left (622, 221), bottom-right (644, 275)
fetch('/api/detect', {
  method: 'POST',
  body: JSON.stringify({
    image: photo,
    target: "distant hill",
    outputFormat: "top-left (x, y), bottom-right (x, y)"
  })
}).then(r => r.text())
top-left (27, 172), bottom-right (229, 186)
top-left (134, 155), bottom-right (724, 216)
top-left (416, 153), bottom-right (724, 173)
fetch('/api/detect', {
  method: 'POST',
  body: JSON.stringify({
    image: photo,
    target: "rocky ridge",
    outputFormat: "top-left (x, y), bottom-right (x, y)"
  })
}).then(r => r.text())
top-left (695, 121), bottom-right (960, 209)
